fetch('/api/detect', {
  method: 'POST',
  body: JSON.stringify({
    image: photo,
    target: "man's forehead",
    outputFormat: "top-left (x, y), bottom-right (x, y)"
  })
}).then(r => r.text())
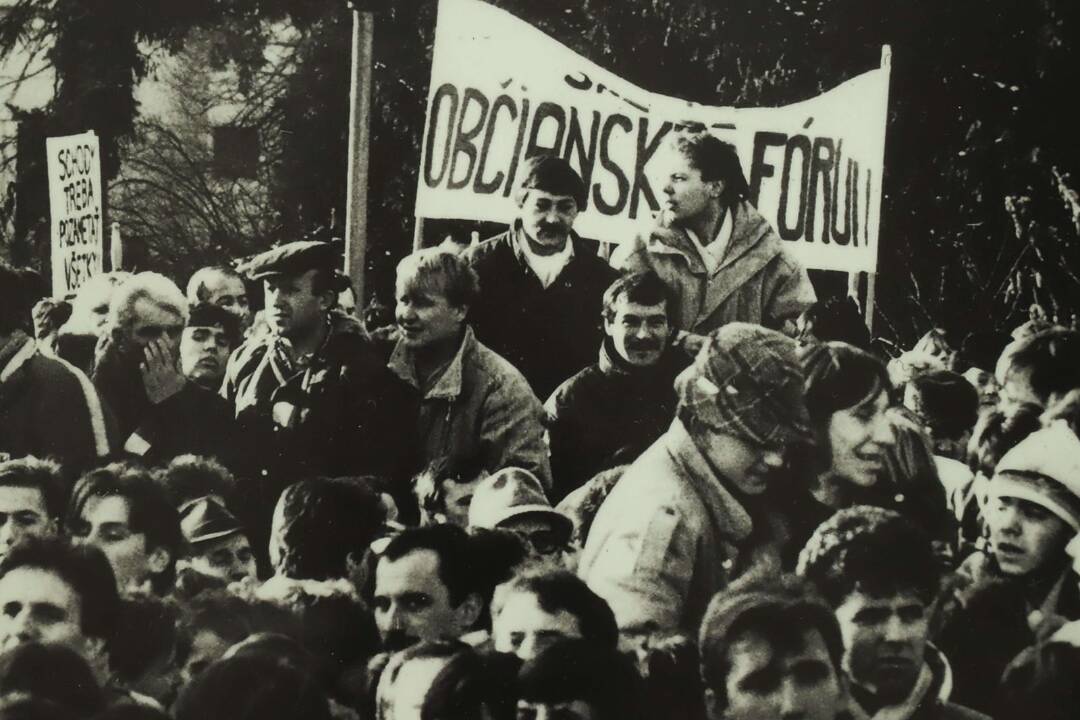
top-left (522, 188), bottom-right (578, 205)
top-left (728, 626), bottom-right (832, 672)
top-left (840, 589), bottom-right (926, 611)
top-left (0, 567), bottom-right (80, 608)
top-left (613, 296), bottom-right (667, 317)
top-left (81, 494), bottom-right (133, 524)
top-left (0, 485), bottom-right (47, 512)
top-left (376, 549), bottom-right (444, 589)
top-left (204, 273), bottom-right (245, 294)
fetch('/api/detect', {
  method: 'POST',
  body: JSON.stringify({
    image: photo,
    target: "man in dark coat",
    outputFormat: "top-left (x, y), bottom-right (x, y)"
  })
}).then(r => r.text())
top-left (223, 241), bottom-right (418, 542)
top-left (464, 155), bottom-right (617, 400)
top-left (545, 270), bottom-right (690, 501)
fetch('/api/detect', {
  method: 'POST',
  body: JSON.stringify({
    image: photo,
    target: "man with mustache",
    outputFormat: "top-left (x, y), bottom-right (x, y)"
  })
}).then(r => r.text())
top-left (612, 126), bottom-right (815, 342)
top-left (545, 271), bottom-right (691, 501)
top-left (465, 155), bottom-right (617, 400)
top-left (179, 303), bottom-right (240, 391)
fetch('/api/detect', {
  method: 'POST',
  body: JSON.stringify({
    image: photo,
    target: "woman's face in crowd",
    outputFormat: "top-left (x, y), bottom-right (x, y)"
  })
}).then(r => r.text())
top-left (395, 274), bottom-right (466, 350)
top-left (987, 495), bottom-right (1072, 576)
top-left (827, 389), bottom-right (894, 487)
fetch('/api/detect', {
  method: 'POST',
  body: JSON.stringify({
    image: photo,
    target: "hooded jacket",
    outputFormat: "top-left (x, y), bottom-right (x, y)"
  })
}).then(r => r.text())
top-left (578, 419), bottom-right (783, 634)
top-left (544, 339), bottom-right (690, 501)
top-left (611, 200), bottom-right (815, 333)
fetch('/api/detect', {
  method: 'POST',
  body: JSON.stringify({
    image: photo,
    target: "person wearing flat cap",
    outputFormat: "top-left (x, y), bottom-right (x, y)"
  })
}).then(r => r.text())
top-left (938, 421), bottom-right (1080, 714)
top-left (177, 496), bottom-right (258, 585)
top-left (578, 322), bottom-right (813, 636)
top-left (222, 241), bottom-right (418, 549)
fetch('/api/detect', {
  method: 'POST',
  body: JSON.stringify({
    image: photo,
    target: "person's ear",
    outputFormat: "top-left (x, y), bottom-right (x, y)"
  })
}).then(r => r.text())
top-left (451, 303), bottom-right (468, 325)
top-left (703, 687), bottom-right (725, 720)
top-left (455, 592), bottom-right (483, 631)
top-left (147, 546), bottom-right (171, 575)
top-left (82, 635), bottom-right (108, 670)
top-left (708, 179), bottom-right (726, 201)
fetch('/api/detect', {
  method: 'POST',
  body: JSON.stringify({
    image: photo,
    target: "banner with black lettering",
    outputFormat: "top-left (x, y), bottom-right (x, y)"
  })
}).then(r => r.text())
top-left (47, 131), bottom-right (103, 295)
top-left (416, 0), bottom-right (890, 273)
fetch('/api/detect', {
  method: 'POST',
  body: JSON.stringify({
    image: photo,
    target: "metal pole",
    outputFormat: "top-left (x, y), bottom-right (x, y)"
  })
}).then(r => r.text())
top-left (344, 9), bottom-right (374, 302)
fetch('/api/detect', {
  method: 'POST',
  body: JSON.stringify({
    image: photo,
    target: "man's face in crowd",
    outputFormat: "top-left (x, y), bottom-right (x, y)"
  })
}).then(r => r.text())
top-left (963, 368), bottom-right (999, 410)
top-left (373, 549), bottom-right (476, 652)
top-left (187, 533), bottom-right (257, 584)
top-left (0, 486), bottom-right (55, 561)
top-left (657, 148), bottom-right (721, 227)
top-left (70, 495), bottom-right (166, 594)
top-left (834, 590), bottom-right (929, 706)
top-left (986, 495), bottom-right (1071, 577)
top-left (516, 700), bottom-right (596, 720)
top-left (605, 295), bottom-right (670, 367)
top-left (395, 274), bottom-right (466, 351)
top-left (202, 272), bottom-right (251, 329)
top-left (493, 590), bottom-right (583, 661)
top-left (441, 475), bottom-right (485, 527)
top-left (701, 432), bottom-right (785, 497)
top-left (713, 627), bottom-right (846, 720)
top-left (0, 567), bottom-right (99, 661)
top-left (131, 299), bottom-right (184, 353)
top-left (828, 389), bottom-right (894, 488)
top-left (519, 189), bottom-right (579, 250)
top-left (179, 325), bottom-right (232, 388)
top-left (265, 269), bottom-right (330, 342)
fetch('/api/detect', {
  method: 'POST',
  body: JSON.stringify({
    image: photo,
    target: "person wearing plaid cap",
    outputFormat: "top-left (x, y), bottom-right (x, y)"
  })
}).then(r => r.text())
top-left (577, 322), bottom-right (813, 636)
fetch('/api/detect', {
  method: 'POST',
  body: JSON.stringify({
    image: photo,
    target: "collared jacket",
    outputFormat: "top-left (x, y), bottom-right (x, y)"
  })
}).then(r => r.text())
top-left (847, 646), bottom-right (989, 720)
top-left (578, 419), bottom-right (782, 634)
top-left (388, 326), bottom-right (551, 490)
top-left (222, 311), bottom-right (418, 516)
top-left (544, 338), bottom-right (691, 502)
top-left (611, 200), bottom-right (815, 333)
top-left (1, 331), bottom-right (110, 471)
top-left (465, 224), bottom-right (618, 400)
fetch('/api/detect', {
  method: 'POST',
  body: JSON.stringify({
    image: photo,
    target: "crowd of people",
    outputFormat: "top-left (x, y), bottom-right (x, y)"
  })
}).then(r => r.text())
top-left (2, 128), bottom-right (1080, 720)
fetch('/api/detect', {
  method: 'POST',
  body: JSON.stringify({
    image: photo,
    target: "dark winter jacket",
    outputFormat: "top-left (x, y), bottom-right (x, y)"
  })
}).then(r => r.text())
top-left (465, 225), bottom-right (617, 400)
top-left (544, 339), bottom-right (690, 501)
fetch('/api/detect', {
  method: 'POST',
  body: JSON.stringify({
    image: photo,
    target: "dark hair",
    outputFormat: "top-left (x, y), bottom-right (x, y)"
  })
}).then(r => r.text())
top-left (0, 642), bottom-right (105, 717)
top-left (396, 250), bottom-right (480, 310)
top-left (960, 330), bottom-right (1012, 373)
top-left (517, 639), bottom-right (644, 720)
top-left (0, 537), bottom-right (119, 642)
top-left (173, 654), bottom-right (331, 720)
top-left (798, 296), bottom-right (872, 350)
top-left (0, 263), bottom-right (41, 336)
top-left (186, 303), bottom-right (241, 348)
top-left (699, 574), bottom-right (843, 712)
top-left (157, 455), bottom-right (238, 509)
top-left (270, 477), bottom-right (386, 581)
top-left (466, 528), bottom-right (530, 631)
top-left (514, 154), bottom-right (587, 210)
top-left (0, 696), bottom-right (80, 720)
top-left (377, 525), bottom-right (477, 605)
top-left (0, 457), bottom-right (67, 521)
top-left (67, 463), bottom-right (184, 595)
top-left (667, 129), bottom-right (749, 203)
top-left (492, 569), bottom-right (617, 651)
top-left (797, 505), bottom-right (941, 607)
top-left (108, 596), bottom-right (181, 685)
top-left (602, 271), bottom-right (676, 328)
top-left (413, 455), bottom-right (488, 522)
top-left (908, 370), bottom-right (980, 441)
top-left (998, 329), bottom-right (1080, 405)
top-left (422, 646), bottom-right (519, 720)
top-left (967, 404), bottom-right (1042, 478)
top-left (175, 592), bottom-right (301, 667)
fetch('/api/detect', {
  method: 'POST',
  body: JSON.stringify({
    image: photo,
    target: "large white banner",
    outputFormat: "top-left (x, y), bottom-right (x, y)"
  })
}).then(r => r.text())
top-left (47, 131), bottom-right (103, 295)
top-left (416, 0), bottom-right (890, 273)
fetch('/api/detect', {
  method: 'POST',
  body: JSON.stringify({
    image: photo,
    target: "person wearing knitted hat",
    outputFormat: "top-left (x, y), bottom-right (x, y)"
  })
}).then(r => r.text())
top-left (938, 421), bottom-right (1080, 714)
top-left (578, 322), bottom-right (813, 635)
top-left (798, 506), bottom-right (988, 720)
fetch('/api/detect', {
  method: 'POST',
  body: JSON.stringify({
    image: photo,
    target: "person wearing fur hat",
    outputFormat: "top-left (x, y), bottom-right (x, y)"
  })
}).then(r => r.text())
top-left (578, 323), bottom-right (814, 635)
top-left (798, 506), bottom-right (988, 720)
top-left (938, 421), bottom-right (1080, 714)
top-left (223, 240), bottom-right (419, 538)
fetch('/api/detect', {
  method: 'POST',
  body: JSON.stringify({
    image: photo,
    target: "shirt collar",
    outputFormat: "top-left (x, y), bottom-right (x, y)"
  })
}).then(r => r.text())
top-left (683, 210), bottom-right (733, 274)
top-left (388, 326), bottom-right (475, 400)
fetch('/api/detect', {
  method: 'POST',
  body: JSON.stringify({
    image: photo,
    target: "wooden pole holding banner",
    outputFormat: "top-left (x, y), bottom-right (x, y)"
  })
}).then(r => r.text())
top-left (344, 5), bottom-right (374, 303)
top-left (413, 217), bottom-right (425, 251)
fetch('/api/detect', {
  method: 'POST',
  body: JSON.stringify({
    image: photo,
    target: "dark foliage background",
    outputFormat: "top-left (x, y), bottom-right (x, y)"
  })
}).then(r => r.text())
top-left (1, 0), bottom-right (1078, 346)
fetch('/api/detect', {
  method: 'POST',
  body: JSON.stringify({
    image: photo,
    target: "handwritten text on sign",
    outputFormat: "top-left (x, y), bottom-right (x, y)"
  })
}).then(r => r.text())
top-left (47, 132), bottom-right (103, 295)
top-left (416, 0), bottom-right (890, 273)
